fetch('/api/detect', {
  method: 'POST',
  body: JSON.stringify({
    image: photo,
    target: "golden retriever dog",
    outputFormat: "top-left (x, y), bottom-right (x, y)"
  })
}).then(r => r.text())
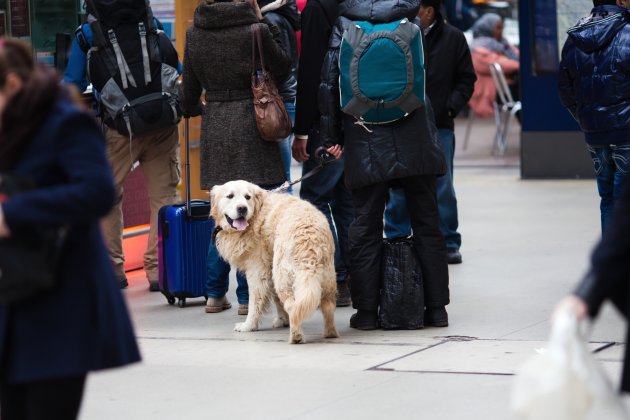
top-left (210, 180), bottom-right (339, 344)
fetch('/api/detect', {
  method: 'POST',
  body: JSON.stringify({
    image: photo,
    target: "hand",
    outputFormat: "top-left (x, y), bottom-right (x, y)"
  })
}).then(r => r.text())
top-left (291, 136), bottom-right (309, 162)
top-left (552, 295), bottom-right (589, 325)
top-left (326, 144), bottom-right (343, 160)
top-left (251, 0), bottom-right (263, 21)
top-left (0, 205), bottom-right (10, 238)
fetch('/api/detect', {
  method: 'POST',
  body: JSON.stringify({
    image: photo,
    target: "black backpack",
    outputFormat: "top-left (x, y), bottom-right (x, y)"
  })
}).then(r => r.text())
top-left (85, 0), bottom-right (181, 137)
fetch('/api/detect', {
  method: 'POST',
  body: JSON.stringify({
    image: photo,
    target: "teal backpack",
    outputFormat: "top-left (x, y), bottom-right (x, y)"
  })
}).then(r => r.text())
top-left (339, 18), bottom-right (425, 126)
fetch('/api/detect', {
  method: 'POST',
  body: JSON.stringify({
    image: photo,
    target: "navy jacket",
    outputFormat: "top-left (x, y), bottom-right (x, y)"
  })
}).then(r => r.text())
top-left (558, 5), bottom-right (630, 145)
top-left (0, 97), bottom-right (140, 383)
top-left (318, 0), bottom-right (446, 190)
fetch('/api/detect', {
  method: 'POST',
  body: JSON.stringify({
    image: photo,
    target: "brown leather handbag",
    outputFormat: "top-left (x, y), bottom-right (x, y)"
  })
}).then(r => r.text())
top-left (251, 24), bottom-right (292, 142)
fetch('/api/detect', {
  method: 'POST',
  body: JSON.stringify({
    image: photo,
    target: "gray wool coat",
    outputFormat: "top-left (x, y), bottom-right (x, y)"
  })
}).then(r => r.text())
top-left (182, 1), bottom-right (291, 189)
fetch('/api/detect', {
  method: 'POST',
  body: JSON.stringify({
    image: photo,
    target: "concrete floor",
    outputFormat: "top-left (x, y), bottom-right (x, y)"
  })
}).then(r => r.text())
top-left (79, 116), bottom-right (626, 419)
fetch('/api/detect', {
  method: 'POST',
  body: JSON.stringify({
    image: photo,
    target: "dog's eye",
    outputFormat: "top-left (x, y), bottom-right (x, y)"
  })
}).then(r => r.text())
top-left (244, 194), bottom-right (251, 200)
top-left (227, 193), bottom-right (234, 199)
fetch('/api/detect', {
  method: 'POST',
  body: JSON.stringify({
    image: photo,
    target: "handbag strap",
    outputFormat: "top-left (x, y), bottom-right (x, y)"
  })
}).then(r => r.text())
top-left (251, 24), bottom-right (266, 72)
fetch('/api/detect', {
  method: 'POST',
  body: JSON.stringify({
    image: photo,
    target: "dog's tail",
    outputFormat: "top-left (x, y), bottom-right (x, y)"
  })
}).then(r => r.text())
top-left (291, 273), bottom-right (322, 324)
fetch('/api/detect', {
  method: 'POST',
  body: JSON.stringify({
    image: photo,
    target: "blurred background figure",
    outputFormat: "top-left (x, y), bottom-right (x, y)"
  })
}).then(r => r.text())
top-left (0, 38), bottom-right (140, 420)
top-left (468, 12), bottom-right (520, 119)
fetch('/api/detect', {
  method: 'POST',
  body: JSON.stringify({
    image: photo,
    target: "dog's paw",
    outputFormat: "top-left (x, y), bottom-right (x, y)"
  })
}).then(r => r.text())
top-left (272, 317), bottom-right (290, 328)
top-left (290, 331), bottom-right (305, 344)
top-left (324, 327), bottom-right (340, 339)
top-left (234, 322), bottom-right (257, 332)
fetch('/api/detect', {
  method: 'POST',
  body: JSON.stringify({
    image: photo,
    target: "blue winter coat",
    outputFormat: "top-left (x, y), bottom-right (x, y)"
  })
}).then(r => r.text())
top-left (318, 0), bottom-right (446, 190)
top-left (0, 96), bottom-right (141, 384)
top-left (558, 5), bottom-right (630, 145)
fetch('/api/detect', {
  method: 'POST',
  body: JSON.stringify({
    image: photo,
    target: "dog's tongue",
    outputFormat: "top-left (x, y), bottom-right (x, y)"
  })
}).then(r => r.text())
top-left (233, 218), bottom-right (249, 231)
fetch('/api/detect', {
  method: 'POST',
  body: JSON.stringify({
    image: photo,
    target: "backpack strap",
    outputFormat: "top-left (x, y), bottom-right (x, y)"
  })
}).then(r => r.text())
top-left (107, 28), bottom-right (137, 89)
top-left (138, 22), bottom-right (152, 85)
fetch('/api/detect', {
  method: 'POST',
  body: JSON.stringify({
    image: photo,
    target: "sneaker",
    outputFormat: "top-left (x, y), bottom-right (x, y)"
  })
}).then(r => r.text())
top-left (238, 304), bottom-right (248, 316)
top-left (349, 310), bottom-right (379, 330)
top-left (205, 296), bottom-right (232, 313)
top-left (119, 276), bottom-right (128, 289)
top-left (446, 249), bottom-right (462, 264)
top-left (148, 280), bottom-right (160, 292)
top-left (424, 306), bottom-right (448, 327)
top-left (336, 280), bottom-right (352, 307)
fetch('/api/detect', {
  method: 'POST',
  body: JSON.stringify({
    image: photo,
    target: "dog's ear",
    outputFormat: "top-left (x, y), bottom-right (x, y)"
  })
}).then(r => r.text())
top-left (251, 184), bottom-right (265, 217)
top-left (209, 185), bottom-right (220, 221)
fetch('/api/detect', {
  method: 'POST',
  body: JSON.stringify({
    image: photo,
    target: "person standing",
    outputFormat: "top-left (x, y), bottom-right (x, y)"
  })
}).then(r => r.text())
top-left (0, 38), bottom-right (140, 420)
top-left (260, 0), bottom-right (300, 194)
top-left (292, 0), bottom-right (354, 306)
top-left (384, 0), bottom-right (476, 265)
top-left (558, 0), bottom-right (630, 232)
top-left (181, 0), bottom-right (290, 315)
top-left (63, 0), bottom-right (182, 291)
top-left (320, 0), bottom-right (450, 329)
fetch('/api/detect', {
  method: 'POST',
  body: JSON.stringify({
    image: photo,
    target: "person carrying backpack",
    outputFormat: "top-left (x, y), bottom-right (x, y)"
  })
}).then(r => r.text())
top-left (63, 0), bottom-right (182, 292)
top-left (319, 0), bottom-right (450, 329)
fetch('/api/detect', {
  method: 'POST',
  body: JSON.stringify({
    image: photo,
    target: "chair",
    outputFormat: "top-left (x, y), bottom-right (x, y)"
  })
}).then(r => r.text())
top-left (488, 61), bottom-right (521, 156)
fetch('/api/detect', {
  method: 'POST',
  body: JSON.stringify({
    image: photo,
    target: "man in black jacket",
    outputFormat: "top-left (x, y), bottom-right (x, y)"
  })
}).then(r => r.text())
top-left (292, 0), bottom-right (354, 307)
top-left (384, 0), bottom-right (476, 265)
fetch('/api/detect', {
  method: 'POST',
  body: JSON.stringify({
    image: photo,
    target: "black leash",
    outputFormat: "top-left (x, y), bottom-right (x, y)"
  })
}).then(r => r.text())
top-left (271, 146), bottom-right (337, 193)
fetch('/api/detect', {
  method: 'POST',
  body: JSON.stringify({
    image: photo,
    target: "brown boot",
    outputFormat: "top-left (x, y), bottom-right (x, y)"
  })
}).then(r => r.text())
top-left (205, 296), bottom-right (232, 313)
top-left (238, 304), bottom-right (248, 315)
top-left (336, 280), bottom-right (352, 307)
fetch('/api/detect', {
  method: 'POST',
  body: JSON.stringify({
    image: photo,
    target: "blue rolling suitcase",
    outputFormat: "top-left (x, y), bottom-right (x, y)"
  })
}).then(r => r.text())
top-left (157, 118), bottom-right (212, 307)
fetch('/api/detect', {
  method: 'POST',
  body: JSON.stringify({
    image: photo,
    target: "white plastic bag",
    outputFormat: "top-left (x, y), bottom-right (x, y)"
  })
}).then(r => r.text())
top-left (510, 308), bottom-right (628, 420)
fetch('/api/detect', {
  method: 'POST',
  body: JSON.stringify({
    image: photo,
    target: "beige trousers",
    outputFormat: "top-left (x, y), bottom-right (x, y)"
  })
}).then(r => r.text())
top-left (101, 126), bottom-right (180, 282)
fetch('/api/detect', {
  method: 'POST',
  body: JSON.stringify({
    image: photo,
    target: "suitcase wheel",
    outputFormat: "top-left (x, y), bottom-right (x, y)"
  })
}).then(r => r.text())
top-left (167, 296), bottom-right (176, 305)
top-left (178, 298), bottom-right (186, 308)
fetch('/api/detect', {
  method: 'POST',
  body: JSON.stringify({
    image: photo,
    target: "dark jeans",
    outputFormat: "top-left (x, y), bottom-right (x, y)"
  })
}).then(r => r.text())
top-left (587, 142), bottom-right (630, 232)
top-left (0, 374), bottom-right (86, 420)
top-left (349, 176), bottom-right (449, 310)
top-left (299, 126), bottom-right (353, 283)
top-left (384, 129), bottom-right (461, 251)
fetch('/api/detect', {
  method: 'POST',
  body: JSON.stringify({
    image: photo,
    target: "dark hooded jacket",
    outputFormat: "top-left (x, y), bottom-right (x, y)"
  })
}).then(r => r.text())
top-left (318, 0), bottom-right (446, 190)
top-left (260, 0), bottom-right (300, 101)
top-left (558, 5), bottom-right (630, 145)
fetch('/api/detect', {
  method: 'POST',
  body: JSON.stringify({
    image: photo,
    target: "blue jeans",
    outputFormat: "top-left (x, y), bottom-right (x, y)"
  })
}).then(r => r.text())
top-left (384, 129), bottom-right (461, 251)
top-left (278, 102), bottom-right (296, 194)
top-left (587, 142), bottom-right (630, 232)
top-left (206, 244), bottom-right (248, 304)
top-left (206, 184), bottom-right (284, 304)
top-left (299, 126), bottom-right (353, 283)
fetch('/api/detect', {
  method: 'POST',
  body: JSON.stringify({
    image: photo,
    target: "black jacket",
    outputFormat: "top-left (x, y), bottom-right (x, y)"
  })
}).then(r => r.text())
top-left (422, 13), bottom-right (476, 130)
top-left (293, 0), bottom-right (339, 136)
top-left (263, 0), bottom-right (300, 102)
top-left (575, 178), bottom-right (630, 391)
top-left (318, 0), bottom-right (445, 190)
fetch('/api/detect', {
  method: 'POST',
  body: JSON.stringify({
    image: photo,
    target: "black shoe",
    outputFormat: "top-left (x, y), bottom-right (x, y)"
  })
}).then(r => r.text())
top-left (149, 280), bottom-right (160, 292)
top-left (424, 306), bottom-right (448, 327)
top-left (349, 310), bottom-right (379, 330)
top-left (119, 276), bottom-right (128, 289)
top-left (336, 280), bottom-right (352, 307)
top-left (446, 249), bottom-right (462, 264)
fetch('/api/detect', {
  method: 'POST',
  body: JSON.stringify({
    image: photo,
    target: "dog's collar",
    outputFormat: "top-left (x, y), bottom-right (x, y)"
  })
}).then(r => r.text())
top-left (211, 225), bottom-right (223, 246)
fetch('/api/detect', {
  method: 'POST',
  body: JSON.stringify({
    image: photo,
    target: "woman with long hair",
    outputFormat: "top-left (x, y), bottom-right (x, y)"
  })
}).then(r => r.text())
top-left (0, 38), bottom-right (140, 420)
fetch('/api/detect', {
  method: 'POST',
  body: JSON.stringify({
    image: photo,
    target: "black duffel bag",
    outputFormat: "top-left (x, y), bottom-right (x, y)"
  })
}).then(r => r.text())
top-left (379, 236), bottom-right (424, 329)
